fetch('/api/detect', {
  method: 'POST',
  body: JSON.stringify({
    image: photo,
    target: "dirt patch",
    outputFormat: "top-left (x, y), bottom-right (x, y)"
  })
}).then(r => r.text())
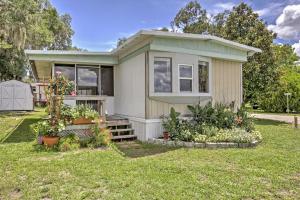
top-left (290, 173), bottom-right (300, 181)
top-left (9, 188), bottom-right (22, 199)
top-left (274, 189), bottom-right (297, 199)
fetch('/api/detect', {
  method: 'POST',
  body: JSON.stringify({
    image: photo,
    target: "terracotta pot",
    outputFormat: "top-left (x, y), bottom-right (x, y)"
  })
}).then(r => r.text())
top-left (72, 117), bottom-right (93, 125)
top-left (43, 136), bottom-right (60, 147)
top-left (163, 132), bottom-right (170, 140)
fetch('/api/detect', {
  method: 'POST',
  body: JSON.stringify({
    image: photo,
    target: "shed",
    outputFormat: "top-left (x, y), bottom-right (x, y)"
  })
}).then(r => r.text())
top-left (0, 80), bottom-right (34, 111)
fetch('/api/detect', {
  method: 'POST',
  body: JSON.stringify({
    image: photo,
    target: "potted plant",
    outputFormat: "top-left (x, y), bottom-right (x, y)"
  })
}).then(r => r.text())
top-left (71, 104), bottom-right (99, 125)
top-left (31, 119), bottom-right (65, 147)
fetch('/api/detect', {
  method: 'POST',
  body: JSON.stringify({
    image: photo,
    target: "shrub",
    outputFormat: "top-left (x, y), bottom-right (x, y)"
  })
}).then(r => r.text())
top-left (161, 107), bottom-right (181, 139)
top-left (58, 133), bottom-right (80, 152)
top-left (162, 104), bottom-right (260, 143)
top-left (236, 105), bottom-right (254, 132)
top-left (187, 102), bottom-right (236, 129)
top-left (206, 129), bottom-right (262, 143)
top-left (201, 125), bottom-right (219, 137)
top-left (88, 125), bottom-right (111, 148)
top-left (177, 129), bottom-right (194, 142)
top-left (258, 68), bottom-right (300, 113)
top-left (194, 134), bottom-right (207, 143)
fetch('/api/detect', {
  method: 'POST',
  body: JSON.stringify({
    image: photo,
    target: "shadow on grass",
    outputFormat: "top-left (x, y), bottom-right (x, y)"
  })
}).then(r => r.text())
top-left (114, 141), bottom-right (179, 158)
top-left (2, 118), bottom-right (40, 143)
top-left (253, 118), bottom-right (289, 126)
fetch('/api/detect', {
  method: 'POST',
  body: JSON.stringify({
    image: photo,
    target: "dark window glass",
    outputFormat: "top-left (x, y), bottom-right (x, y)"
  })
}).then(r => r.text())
top-left (77, 66), bottom-right (99, 95)
top-left (198, 61), bottom-right (209, 93)
top-left (180, 79), bottom-right (192, 92)
top-left (179, 65), bottom-right (193, 78)
top-left (54, 64), bottom-right (75, 81)
top-left (101, 66), bottom-right (114, 96)
top-left (154, 57), bottom-right (172, 93)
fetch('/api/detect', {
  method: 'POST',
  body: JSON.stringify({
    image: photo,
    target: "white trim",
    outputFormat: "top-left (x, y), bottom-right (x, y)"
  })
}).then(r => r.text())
top-left (240, 64), bottom-right (243, 104)
top-left (99, 65), bottom-right (102, 95)
top-left (26, 30), bottom-right (261, 58)
top-left (113, 30), bottom-right (262, 54)
top-left (149, 92), bottom-right (211, 97)
top-left (178, 64), bottom-right (193, 92)
top-left (115, 114), bottom-right (161, 123)
top-left (25, 50), bottom-right (111, 56)
top-left (51, 63), bottom-right (55, 78)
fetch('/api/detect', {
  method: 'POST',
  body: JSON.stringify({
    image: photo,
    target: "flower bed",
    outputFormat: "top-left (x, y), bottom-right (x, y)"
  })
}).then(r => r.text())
top-left (160, 102), bottom-right (262, 147)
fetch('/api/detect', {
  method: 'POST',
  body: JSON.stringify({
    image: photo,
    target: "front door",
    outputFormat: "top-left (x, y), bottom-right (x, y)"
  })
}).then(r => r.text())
top-left (101, 66), bottom-right (114, 96)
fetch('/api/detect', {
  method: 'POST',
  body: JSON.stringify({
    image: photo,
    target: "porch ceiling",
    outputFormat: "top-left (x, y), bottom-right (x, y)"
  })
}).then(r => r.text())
top-left (34, 61), bottom-right (52, 82)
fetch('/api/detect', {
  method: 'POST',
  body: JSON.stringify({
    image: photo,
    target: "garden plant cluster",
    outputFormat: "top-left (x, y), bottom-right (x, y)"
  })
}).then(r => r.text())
top-left (162, 103), bottom-right (262, 144)
top-left (31, 73), bottom-right (111, 151)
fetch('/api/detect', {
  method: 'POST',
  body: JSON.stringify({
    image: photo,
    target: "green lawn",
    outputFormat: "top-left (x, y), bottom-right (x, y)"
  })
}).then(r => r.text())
top-left (1, 110), bottom-right (300, 199)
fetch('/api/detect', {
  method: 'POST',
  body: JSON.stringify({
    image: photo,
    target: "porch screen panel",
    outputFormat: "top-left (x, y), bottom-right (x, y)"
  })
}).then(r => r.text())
top-left (77, 66), bottom-right (100, 95)
top-left (101, 66), bottom-right (114, 96)
top-left (54, 64), bottom-right (75, 81)
top-left (154, 57), bottom-right (172, 93)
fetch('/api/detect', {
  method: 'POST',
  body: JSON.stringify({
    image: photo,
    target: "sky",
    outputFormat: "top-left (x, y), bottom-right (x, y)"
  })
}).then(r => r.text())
top-left (50, 0), bottom-right (300, 56)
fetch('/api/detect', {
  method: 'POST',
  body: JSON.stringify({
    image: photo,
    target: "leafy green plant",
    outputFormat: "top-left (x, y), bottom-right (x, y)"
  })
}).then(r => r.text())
top-left (206, 128), bottom-right (262, 143)
top-left (161, 107), bottom-right (181, 139)
top-left (60, 104), bottom-right (73, 124)
top-left (58, 133), bottom-right (80, 152)
top-left (31, 120), bottom-right (65, 137)
top-left (187, 102), bottom-right (236, 129)
top-left (71, 104), bottom-right (99, 120)
top-left (194, 134), bottom-right (207, 143)
top-left (236, 105), bottom-right (254, 132)
top-left (65, 81), bottom-right (75, 95)
top-left (258, 68), bottom-right (300, 113)
top-left (201, 125), bottom-right (219, 137)
top-left (88, 124), bottom-right (111, 148)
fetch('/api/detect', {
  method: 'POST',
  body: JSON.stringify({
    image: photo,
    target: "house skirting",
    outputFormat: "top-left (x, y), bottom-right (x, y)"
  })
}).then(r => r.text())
top-left (116, 115), bottom-right (163, 141)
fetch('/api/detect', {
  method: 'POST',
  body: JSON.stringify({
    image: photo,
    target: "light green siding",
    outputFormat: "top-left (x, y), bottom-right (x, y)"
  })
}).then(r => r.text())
top-left (150, 37), bottom-right (248, 62)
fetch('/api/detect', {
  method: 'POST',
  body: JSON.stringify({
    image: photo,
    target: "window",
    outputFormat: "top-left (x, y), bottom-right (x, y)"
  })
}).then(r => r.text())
top-left (54, 64), bottom-right (75, 81)
top-left (154, 57), bottom-right (172, 93)
top-left (101, 66), bottom-right (114, 96)
top-left (179, 64), bottom-right (193, 92)
top-left (198, 61), bottom-right (209, 93)
top-left (76, 66), bottom-right (99, 95)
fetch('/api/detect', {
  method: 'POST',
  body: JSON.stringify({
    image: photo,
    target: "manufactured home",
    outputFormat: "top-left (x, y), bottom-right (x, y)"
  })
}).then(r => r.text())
top-left (26, 30), bottom-right (261, 141)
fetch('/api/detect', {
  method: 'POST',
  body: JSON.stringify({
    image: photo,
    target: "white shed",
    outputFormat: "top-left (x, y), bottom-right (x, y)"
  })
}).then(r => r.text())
top-left (0, 80), bottom-right (34, 111)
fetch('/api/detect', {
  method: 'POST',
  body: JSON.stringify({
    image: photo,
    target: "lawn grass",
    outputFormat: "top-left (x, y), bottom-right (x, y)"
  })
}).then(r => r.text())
top-left (0, 108), bottom-right (46, 143)
top-left (0, 110), bottom-right (300, 199)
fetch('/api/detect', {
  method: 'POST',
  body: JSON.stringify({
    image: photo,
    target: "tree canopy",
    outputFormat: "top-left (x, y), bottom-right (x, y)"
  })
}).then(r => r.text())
top-left (172, 2), bottom-right (277, 104)
top-left (0, 0), bottom-right (74, 80)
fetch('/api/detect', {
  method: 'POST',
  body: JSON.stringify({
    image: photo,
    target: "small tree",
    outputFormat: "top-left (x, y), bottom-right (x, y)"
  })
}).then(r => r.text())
top-left (45, 72), bottom-right (69, 124)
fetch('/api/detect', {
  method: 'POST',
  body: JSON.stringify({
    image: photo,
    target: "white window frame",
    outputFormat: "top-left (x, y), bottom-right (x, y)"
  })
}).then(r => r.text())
top-left (178, 64), bottom-right (193, 92)
top-left (198, 56), bottom-right (212, 96)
